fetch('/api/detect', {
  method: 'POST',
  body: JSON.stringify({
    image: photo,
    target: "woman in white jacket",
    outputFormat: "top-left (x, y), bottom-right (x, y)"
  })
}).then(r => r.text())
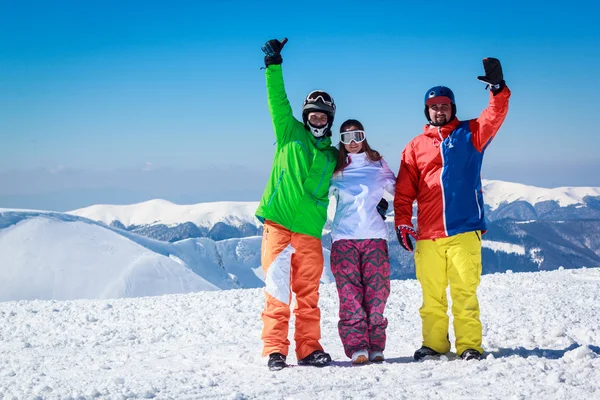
top-left (329, 119), bottom-right (397, 364)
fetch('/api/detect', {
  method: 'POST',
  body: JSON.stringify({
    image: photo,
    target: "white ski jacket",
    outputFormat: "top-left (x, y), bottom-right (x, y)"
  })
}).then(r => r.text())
top-left (329, 153), bottom-right (397, 243)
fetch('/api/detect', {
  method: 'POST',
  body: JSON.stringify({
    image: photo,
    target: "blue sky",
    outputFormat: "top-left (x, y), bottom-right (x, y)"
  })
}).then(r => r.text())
top-left (1, 0), bottom-right (599, 210)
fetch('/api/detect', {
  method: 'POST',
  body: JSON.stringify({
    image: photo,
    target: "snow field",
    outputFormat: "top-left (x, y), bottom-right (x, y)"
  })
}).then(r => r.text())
top-left (1, 268), bottom-right (599, 399)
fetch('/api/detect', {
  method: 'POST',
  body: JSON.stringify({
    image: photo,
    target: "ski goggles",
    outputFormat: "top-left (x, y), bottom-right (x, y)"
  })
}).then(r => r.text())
top-left (340, 130), bottom-right (366, 144)
top-left (305, 90), bottom-right (334, 107)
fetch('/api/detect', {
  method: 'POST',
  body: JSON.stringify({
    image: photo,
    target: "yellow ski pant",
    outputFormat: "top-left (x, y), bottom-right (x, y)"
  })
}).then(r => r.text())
top-left (414, 231), bottom-right (483, 355)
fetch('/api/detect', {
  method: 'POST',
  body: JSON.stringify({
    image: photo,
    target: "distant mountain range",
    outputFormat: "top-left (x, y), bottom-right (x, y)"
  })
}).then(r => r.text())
top-left (0, 209), bottom-right (335, 301)
top-left (71, 199), bottom-right (263, 242)
top-left (2, 180), bottom-right (599, 301)
top-left (68, 180), bottom-right (600, 280)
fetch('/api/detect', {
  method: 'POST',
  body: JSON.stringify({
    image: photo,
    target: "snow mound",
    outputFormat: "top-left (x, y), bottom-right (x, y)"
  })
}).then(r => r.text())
top-left (0, 209), bottom-right (237, 301)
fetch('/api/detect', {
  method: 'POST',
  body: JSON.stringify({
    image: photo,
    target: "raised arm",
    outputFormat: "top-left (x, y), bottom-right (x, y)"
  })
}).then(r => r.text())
top-left (471, 57), bottom-right (511, 152)
top-left (262, 38), bottom-right (296, 143)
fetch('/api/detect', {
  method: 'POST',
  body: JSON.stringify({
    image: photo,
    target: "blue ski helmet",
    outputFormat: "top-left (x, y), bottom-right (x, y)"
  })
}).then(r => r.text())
top-left (424, 86), bottom-right (456, 126)
top-left (424, 86), bottom-right (455, 106)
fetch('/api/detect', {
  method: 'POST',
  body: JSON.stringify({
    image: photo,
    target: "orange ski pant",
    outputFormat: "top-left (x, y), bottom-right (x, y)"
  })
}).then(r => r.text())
top-left (260, 220), bottom-right (324, 360)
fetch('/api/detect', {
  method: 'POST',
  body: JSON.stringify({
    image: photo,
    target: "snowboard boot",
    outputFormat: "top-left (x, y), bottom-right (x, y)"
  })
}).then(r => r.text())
top-left (351, 350), bottom-right (369, 365)
top-left (267, 352), bottom-right (287, 371)
top-left (369, 351), bottom-right (385, 363)
top-left (297, 350), bottom-right (332, 367)
top-left (414, 346), bottom-right (443, 361)
top-left (461, 349), bottom-right (481, 361)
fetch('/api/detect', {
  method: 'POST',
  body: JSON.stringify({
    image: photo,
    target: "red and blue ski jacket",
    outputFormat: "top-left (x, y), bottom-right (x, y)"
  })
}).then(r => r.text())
top-left (394, 86), bottom-right (511, 240)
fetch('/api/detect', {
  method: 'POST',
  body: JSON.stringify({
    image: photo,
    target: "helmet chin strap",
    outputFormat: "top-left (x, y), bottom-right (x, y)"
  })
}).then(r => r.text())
top-left (307, 122), bottom-right (331, 138)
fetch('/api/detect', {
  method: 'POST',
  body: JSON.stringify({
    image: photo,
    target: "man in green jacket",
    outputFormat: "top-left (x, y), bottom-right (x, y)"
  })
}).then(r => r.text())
top-left (257, 38), bottom-right (338, 371)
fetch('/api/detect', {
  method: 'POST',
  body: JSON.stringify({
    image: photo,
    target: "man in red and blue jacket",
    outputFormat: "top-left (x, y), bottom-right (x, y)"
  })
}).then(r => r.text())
top-left (394, 58), bottom-right (510, 361)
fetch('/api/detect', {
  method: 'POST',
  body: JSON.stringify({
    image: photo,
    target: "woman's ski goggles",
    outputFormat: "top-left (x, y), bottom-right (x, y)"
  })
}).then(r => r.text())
top-left (340, 130), bottom-right (366, 144)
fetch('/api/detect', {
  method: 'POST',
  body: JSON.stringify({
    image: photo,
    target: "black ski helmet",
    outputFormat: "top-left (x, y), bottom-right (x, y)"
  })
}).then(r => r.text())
top-left (424, 86), bottom-right (456, 126)
top-left (302, 90), bottom-right (336, 137)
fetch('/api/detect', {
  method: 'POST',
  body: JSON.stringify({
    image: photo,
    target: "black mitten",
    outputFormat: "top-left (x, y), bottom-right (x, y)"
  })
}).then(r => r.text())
top-left (477, 57), bottom-right (505, 94)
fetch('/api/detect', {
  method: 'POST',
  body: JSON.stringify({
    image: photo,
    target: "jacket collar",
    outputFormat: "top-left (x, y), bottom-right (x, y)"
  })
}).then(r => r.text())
top-left (347, 152), bottom-right (367, 166)
top-left (307, 131), bottom-right (333, 150)
top-left (422, 118), bottom-right (461, 139)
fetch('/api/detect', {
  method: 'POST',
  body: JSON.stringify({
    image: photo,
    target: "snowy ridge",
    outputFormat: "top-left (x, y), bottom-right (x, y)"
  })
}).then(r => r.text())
top-left (0, 209), bottom-right (235, 300)
top-left (68, 199), bottom-right (262, 228)
top-left (482, 179), bottom-right (600, 211)
top-left (67, 180), bottom-right (600, 230)
top-left (0, 209), bottom-right (334, 301)
top-left (482, 240), bottom-right (526, 255)
top-left (0, 268), bottom-right (598, 398)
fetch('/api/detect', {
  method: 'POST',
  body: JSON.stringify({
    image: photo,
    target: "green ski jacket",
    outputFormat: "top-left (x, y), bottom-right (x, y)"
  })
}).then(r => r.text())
top-left (255, 64), bottom-right (338, 239)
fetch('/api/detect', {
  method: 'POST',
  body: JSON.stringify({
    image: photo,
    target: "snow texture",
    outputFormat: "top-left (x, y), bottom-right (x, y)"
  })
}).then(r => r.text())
top-left (0, 268), bottom-right (599, 399)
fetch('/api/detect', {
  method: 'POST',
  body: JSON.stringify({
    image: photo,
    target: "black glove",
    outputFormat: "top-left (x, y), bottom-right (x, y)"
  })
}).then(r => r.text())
top-left (261, 38), bottom-right (288, 67)
top-left (376, 198), bottom-right (388, 220)
top-left (477, 57), bottom-right (505, 95)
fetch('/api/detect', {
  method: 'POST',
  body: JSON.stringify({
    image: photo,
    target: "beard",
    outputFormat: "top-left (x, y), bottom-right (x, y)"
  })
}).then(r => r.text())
top-left (434, 114), bottom-right (447, 124)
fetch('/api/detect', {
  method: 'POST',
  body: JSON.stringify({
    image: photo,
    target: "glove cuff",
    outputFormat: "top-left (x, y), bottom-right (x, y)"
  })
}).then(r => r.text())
top-left (264, 55), bottom-right (283, 67)
top-left (488, 80), bottom-right (505, 95)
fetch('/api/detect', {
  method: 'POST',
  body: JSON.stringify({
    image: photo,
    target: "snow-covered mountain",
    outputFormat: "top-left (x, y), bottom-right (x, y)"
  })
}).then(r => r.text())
top-left (62, 179), bottom-right (600, 280)
top-left (68, 199), bottom-right (338, 242)
top-left (69, 199), bottom-right (265, 241)
top-left (69, 180), bottom-right (600, 237)
top-left (384, 219), bottom-right (600, 278)
top-left (483, 180), bottom-right (600, 221)
top-left (1, 267), bottom-right (599, 399)
top-left (70, 199), bottom-right (262, 228)
top-left (0, 209), bottom-right (334, 301)
top-left (4, 180), bottom-right (597, 301)
top-left (482, 179), bottom-right (600, 211)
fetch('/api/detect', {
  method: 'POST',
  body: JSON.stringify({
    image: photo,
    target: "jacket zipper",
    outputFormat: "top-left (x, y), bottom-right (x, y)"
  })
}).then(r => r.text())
top-left (438, 127), bottom-right (447, 235)
top-left (313, 153), bottom-right (330, 198)
top-left (267, 169), bottom-right (285, 206)
top-left (475, 189), bottom-right (482, 219)
top-left (294, 140), bottom-right (309, 153)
